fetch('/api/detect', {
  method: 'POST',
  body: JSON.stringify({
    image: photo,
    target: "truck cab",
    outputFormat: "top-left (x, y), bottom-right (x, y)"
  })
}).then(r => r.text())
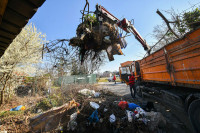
top-left (119, 61), bottom-right (135, 85)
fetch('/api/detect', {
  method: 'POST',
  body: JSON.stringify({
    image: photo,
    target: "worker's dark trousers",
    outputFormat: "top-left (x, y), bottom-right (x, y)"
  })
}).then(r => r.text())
top-left (130, 84), bottom-right (136, 98)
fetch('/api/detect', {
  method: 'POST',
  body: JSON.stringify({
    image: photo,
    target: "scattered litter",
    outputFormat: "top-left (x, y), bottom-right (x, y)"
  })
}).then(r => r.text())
top-left (94, 92), bottom-right (100, 97)
top-left (135, 107), bottom-right (146, 116)
top-left (67, 111), bottom-right (79, 131)
top-left (99, 118), bottom-right (103, 123)
top-left (78, 89), bottom-right (95, 96)
top-left (10, 105), bottom-right (25, 111)
top-left (90, 102), bottom-right (100, 109)
top-left (128, 103), bottom-right (140, 110)
top-left (126, 110), bottom-right (133, 122)
top-left (36, 109), bottom-right (43, 114)
top-left (104, 108), bottom-right (108, 112)
top-left (109, 114), bottom-right (116, 123)
top-left (0, 84), bottom-right (177, 133)
top-left (118, 101), bottom-right (128, 110)
top-left (88, 110), bottom-right (99, 124)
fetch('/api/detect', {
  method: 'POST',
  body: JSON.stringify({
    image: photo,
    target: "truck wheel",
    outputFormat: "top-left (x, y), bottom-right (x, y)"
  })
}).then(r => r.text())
top-left (188, 99), bottom-right (200, 133)
top-left (135, 81), bottom-right (142, 97)
top-left (136, 86), bottom-right (142, 97)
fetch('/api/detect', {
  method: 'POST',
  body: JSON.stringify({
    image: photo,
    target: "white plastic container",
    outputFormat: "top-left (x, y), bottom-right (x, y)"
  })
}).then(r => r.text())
top-left (90, 102), bottom-right (100, 109)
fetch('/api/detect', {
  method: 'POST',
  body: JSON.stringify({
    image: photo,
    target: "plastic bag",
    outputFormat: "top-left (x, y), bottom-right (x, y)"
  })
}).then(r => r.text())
top-left (118, 101), bottom-right (128, 110)
top-left (128, 103), bottom-right (140, 110)
top-left (88, 110), bottom-right (99, 123)
top-left (94, 92), bottom-right (100, 97)
top-left (109, 114), bottom-right (116, 123)
top-left (78, 89), bottom-right (95, 96)
top-left (10, 105), bottom-right (25, 111)
top-left (67, 112), bottom-right (79, 131)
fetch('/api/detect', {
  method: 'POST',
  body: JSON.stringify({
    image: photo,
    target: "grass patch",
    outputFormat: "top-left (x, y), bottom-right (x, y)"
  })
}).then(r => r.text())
top-left (0, 110), bottom-right (24, 118)
top-left (35, 97), bottom-right (59, 111)
top-left (98, 77), bottom-right (121, 82)
top-left (98, 78), bottom-right (108, 82)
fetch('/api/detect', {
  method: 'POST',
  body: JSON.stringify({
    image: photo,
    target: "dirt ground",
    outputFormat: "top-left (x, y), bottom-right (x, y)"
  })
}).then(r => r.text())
top-left (0, 83), bottom-right (194, 133)
top-left (97, 82), bottom-right (130, 96)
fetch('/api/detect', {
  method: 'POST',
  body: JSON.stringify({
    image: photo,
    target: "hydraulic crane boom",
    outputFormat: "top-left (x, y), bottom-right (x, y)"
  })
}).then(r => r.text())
top-left (95, 4), bottom-right (150, 53)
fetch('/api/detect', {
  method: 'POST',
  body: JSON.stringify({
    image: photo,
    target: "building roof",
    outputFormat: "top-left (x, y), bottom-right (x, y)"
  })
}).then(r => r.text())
top-left (0, 0), bottom-right (46, 57)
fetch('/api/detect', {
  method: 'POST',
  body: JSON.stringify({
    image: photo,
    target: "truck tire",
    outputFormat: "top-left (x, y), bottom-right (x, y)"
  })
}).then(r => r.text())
top-left (135, 81), bottom-right (142, 97)
top-left (188, 99), bottom-right (200, 133)
top-left (136, 86), bottom-right (142, 97)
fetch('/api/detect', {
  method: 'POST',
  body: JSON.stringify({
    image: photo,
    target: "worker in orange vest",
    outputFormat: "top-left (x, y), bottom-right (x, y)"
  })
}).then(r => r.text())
top-left (113, 75), bottom-right (116, 84)
top-left (129, 72), bottom-right (136, 98)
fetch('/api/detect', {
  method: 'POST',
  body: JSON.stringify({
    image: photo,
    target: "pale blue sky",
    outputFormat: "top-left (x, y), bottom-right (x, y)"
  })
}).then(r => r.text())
top-left (29, 0), bottom-right (200, 72)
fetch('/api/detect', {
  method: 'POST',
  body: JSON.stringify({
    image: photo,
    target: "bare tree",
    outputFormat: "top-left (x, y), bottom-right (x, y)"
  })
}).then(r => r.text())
top-left (44, 39), bottom-right (107, 76)
top-left (151, 6), bottom-right (200, 52)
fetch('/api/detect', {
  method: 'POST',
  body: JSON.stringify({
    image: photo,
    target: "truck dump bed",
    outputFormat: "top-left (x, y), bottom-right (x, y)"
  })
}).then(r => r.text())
top-left (140, 28), bottom-right (200, 89)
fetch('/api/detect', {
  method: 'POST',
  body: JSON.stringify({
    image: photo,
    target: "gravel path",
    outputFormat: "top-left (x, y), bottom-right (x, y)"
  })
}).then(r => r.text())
top-left (97, 82), bottom-right (131, 96)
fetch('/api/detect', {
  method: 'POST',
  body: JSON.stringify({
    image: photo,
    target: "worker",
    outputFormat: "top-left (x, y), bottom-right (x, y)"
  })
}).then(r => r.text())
top-left (129, 72), bottom-right (136, 98)
top-left (113, 75), bottom-right (116, 84)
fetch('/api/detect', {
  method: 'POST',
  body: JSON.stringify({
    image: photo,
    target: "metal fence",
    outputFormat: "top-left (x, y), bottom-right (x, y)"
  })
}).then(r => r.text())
top-left (54, 74), bottom-right (97, 86)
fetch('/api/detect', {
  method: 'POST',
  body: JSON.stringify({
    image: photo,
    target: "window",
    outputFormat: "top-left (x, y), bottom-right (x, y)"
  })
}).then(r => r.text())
top-left (120, 67), bottom-right (131, 74)
top-left (121, 67), bottom-right (127, 74)
top-left (131, 64), bottom-right (135, 72)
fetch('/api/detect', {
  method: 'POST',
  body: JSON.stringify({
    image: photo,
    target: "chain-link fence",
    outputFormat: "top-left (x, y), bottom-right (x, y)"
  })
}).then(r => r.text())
top-left (54, 74), bottom-right (96, 86)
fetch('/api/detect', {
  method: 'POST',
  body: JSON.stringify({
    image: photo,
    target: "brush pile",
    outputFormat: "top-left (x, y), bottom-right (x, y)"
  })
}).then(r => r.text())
top-left (69, 14), bottom-right (127, 63)
top-left (27, 86), bottom-right (166, 133)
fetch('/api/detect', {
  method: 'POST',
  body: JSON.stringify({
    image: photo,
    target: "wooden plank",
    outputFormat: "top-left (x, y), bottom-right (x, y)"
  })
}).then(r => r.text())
top-left (3, 8), bottom-right (28, 28)
top-left (0, 21), bottom-right (21, 35)
top-left (7, 0), bottom-right (37, 18)
top-left (0, 30), bottom-right (16, 40)
top-left (0, 0), bottom-right (8, 24)
top-left (28, 0), bottom-right (46, 7)
top-left (0, 35), bottom-right (12, 44)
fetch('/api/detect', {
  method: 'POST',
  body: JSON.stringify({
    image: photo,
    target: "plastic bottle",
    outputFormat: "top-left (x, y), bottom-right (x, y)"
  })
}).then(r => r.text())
top-left (126, 110), bottom-right (133, 122)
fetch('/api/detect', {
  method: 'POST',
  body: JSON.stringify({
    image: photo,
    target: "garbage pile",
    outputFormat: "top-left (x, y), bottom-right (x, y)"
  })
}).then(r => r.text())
top-left (69, 14), bottom-right (127, 63)
top-left (29, 88), bottom-right (166, 133)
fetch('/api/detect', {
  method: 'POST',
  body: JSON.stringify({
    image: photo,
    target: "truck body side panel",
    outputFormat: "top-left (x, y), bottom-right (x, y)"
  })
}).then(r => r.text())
top-left (140, 28), bottom-right (200, 89)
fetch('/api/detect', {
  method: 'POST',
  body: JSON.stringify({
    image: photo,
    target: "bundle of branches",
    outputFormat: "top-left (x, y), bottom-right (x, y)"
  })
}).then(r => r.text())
top-left (69, 14), bottom-right (124, 63)
top-left (43, 39), bottom-right (106, 75)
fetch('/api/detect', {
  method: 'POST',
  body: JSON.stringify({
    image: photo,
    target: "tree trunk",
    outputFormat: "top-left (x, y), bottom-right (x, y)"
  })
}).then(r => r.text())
top-left (0, 74), bottom-right (11, 105)
top-left (0, 90), bottom-right (4, 105)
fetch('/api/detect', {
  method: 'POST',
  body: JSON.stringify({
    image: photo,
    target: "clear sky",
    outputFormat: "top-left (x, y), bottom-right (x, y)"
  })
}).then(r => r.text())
top-left (29, 0), bottom-right (200, 72)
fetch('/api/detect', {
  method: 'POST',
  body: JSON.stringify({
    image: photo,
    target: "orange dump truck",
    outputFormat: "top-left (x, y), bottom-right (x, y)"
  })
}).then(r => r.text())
top-left (120, 27), bottom-right (200, 132)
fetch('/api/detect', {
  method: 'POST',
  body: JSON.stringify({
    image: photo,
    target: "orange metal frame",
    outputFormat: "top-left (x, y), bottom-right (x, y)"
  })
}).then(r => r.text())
top-left (139, 28), bottom-right (200, 89)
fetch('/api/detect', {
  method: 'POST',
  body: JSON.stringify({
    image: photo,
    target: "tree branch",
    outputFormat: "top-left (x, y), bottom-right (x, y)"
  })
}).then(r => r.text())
top-left (156, 10), bottom-right (179, 39)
